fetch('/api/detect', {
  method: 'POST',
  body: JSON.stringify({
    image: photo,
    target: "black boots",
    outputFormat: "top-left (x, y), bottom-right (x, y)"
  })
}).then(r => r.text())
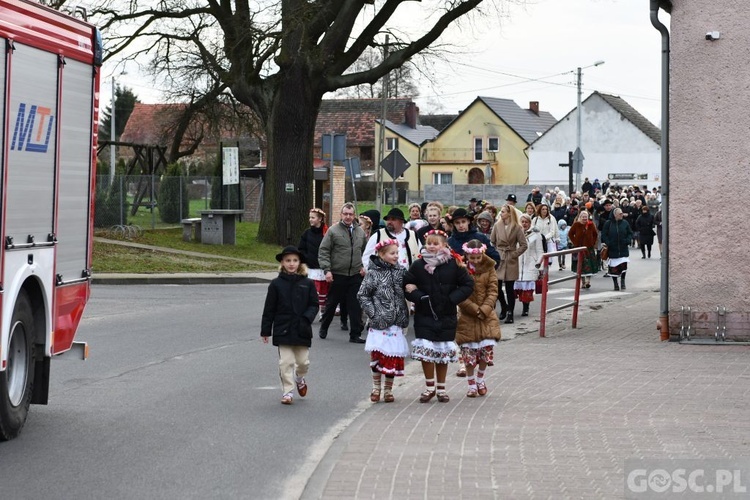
top-left (612, 273), bottom-right (626, 290)
top-left (498, 287), bottom-right (508, 320)
top-left (504, 312), bottom-right (514, 324)
top-left (499, 306), bottom-right (508, 320)
top-left (522, 303), bottom-right (530, 316)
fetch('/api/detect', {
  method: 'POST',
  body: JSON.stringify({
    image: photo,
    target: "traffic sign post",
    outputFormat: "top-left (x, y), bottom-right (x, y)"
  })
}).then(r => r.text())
top-left (343, 157), bottom-right (361, 211)
top-left (380, 150), bottom-right (411, 207)
top-left (322, 133), bottom-right (346, 213)
top-left (559, 150), bottom-right (574, 198)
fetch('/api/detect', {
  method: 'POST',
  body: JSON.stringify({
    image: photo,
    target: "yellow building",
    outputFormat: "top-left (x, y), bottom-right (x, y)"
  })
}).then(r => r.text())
top-left (374, 102), bottom-right (439, 193)
top-left (420, 97), bottom-right (557, 187)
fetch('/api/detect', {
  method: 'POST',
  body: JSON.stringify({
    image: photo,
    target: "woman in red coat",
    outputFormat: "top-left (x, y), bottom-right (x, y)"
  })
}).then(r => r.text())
top-left (567, 210), bottom-right (599, 289)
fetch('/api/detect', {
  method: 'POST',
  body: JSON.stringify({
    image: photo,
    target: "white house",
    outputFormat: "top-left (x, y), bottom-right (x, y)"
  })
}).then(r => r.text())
top-left (528, 92), bottom-right (661, 190)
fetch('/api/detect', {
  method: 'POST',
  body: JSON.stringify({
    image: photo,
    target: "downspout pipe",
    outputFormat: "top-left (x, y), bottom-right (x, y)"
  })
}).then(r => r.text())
top-left (650, 0), bottom-right (671, 340)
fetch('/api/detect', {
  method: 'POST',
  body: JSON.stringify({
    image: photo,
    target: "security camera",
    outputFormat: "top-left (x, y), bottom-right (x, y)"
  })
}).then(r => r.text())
top-left (706, 31), bottom-right (721, 41)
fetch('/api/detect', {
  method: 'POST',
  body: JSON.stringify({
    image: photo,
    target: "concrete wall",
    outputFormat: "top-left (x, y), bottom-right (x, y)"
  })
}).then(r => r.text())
top-left (668, 0), bottom-right (750, 339)
top-left (423, 184), bottom-right (563, 208)
top-left (529, 94), bottom-right (661, 188)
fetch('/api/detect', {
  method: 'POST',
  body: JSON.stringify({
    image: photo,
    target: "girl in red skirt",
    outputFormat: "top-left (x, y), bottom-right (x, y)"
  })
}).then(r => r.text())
top-left (357, 239), bottom-right (410, 403)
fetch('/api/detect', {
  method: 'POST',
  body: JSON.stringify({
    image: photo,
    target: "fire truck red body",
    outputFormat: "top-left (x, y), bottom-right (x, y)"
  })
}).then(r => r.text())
top-left (0, 0), bottom-right (101, 439)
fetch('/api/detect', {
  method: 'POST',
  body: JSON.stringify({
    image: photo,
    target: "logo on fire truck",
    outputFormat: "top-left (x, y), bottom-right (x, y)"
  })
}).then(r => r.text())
top-left (11, 103), bottom-right (55, 153)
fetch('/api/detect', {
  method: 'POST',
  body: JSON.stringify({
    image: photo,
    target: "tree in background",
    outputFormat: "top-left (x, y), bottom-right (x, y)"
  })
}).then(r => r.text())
top-left (99, 84), bottom-right (139, 144)
top-left (89, 0), bottom-right (495, 244)
top-left (332, 47), bottom-right (419, 100)
top-left (159, 163), bottom-right (189, 223)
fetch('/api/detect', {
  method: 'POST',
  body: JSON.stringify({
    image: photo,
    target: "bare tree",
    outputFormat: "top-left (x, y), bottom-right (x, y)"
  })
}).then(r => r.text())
top-left (87, 0), bottom-right (497, 244)
top-left (332, 47), bottom-right (419, 99)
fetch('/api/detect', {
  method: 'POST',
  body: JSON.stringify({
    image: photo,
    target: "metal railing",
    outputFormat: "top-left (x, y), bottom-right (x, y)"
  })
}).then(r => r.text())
top-left (537, 246), bottom-right (588, 337)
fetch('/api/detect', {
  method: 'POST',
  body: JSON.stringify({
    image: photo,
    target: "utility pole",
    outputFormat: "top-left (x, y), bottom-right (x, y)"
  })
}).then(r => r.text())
top-left (376, 35), bottom-right (389, 213)
top-left (574, 60), bottom-right (604, 194)
top-left (110, 77), bottom-right (116, 187)
top-left (575, 66), bottom-right (582, 194)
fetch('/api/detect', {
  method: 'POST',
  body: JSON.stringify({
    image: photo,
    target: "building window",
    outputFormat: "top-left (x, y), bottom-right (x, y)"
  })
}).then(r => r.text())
top-left (386, 137), bottom-right (399, 151)
top-left (474, 137), bottom-right (483, 161)
top-left (488, 137), bottom-right (499, 152)
top-left (433, 172), bottom-right (453, 185)
top-left (360, 146), bottom-right (373, 161)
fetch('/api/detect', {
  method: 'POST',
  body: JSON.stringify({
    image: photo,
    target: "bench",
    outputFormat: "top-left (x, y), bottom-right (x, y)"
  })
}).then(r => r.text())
top-left (181, 217), bottom-right (202, 242)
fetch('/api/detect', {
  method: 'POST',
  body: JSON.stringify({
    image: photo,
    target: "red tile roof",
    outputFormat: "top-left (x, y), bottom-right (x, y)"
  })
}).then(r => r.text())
top-left (122, 98), bottom-right (413, 153)
top-left (120, 103), bottom-right (189, 145)
top-left (315, 98), bottom-right (412, 147)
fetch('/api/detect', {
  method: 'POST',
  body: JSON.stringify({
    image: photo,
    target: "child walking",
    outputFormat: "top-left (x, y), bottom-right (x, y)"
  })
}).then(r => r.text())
top-left (261, 246), bottom-right (319, 405)
top-left (515, 214), bottom-right (545, 317)
top-left (357, 239), bottom-right (410, 403)
top-left (456, 240), bottom-right (502, 397)
top-left (557, 219), bottom-right (570, 270)
top-left (405, 230), bottom-right (474, 403)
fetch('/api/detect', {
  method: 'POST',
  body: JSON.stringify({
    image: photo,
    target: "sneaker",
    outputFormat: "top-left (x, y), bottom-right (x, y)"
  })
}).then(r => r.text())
top-left (296, 378), bottom-right (307, 397)
top-left (419, 389), bottom-right (436, 403)
top-left (281, 393), bottom-right (293, 405)
top-left (477, 381), bottom-right (487, 396)
top-left (466, 388), bottom-right (478, 398)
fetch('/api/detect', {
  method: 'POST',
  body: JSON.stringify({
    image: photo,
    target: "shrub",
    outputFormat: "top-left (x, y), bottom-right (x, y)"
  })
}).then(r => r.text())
top-left (159, 164), bottom-right (188, 223)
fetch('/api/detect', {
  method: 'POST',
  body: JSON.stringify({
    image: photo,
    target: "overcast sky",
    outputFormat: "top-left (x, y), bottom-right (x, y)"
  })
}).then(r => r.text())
top-left (412, 0), bottom-right (667, 126)
top-left (109, 0), bottom-right (667, 128)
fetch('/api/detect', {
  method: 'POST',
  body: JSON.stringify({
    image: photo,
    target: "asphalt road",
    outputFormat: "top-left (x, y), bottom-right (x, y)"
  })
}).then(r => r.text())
top-left (0, 284), bottom-right (374, 499)
top-left (0, 252), bottom-right (662, 499)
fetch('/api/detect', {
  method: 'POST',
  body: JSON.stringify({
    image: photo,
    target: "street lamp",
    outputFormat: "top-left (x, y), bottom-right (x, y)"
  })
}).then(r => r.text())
top-left (109, 71), bottom-right (126, 186)
top-left (575, 60), bottom-right (604, 193)
top-left (110, 77), bottom-right (116, 187)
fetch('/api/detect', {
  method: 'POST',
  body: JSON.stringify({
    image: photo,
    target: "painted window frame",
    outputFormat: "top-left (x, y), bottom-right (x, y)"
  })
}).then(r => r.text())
top-left (473, 137), bottom-right (483, 161)
top-left (488, 136), bottom-right (499, 152)
top-left (386, 137), bottom-right (399, 151)
top-left (433, 172), bottom-right (453, 185)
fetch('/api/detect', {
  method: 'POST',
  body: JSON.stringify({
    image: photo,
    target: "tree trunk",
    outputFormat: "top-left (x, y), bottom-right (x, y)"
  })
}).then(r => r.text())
top-left (257, 65), bottom-right (322, 245)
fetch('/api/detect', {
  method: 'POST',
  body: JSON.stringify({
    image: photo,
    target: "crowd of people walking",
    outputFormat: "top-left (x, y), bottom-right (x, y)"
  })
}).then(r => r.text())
top-left (261, 182), bottom-right (660, 404)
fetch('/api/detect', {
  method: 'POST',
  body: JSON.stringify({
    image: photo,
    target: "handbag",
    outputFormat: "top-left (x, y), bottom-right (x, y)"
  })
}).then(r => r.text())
top-left (535, 273), bottom-right (544, 294)
top-left (600, 245), bottom-right (609, 261)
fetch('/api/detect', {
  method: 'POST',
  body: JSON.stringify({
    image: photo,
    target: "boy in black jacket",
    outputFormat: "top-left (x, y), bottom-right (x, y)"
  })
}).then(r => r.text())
top-left (261, 246), bottom-right (319, 405)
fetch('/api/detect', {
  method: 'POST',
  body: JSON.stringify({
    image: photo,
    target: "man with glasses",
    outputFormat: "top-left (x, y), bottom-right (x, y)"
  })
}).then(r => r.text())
top-left (318, 202), bottom-right (368, 343)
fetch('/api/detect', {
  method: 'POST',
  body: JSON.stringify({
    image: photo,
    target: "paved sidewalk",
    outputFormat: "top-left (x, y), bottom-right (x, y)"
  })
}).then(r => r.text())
top-left (302, 291), bottom-right (750, 499)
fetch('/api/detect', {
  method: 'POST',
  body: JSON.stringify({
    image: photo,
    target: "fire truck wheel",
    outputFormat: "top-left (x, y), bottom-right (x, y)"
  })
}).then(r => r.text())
top-left (0, 291), bottom-right (35, 441)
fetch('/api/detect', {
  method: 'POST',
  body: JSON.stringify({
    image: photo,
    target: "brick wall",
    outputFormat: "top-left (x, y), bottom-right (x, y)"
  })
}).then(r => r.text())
top-left (243, 166), bottom-right (347, 223)
top-left (242, 178), bottom-right (263, 222)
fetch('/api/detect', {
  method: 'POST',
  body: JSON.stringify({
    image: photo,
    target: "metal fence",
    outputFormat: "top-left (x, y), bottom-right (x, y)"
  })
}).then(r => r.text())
top-left (94, 175), bottom-right (245, 230)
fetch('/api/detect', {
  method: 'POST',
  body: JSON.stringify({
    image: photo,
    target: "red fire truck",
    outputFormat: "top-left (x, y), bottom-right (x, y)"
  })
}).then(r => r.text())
top-left (0, 0), bottom-right (101, 440)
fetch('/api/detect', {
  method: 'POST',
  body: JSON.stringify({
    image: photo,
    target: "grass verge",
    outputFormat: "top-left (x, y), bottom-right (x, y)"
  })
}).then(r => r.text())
top-left (93, 222), bottom-right (280, 274)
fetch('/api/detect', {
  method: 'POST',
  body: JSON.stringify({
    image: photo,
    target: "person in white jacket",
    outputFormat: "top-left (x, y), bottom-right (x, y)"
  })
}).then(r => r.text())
top-left (514, 215), bottom-right (546, 317)
top-left (532, 203), bottom-right (560, 265)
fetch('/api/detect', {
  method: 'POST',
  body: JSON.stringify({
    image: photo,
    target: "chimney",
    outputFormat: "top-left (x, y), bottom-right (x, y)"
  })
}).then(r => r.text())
top-left (529, 101), bottom-right (539, 115)
top-left (404, 102), bottom-right (419, 129)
